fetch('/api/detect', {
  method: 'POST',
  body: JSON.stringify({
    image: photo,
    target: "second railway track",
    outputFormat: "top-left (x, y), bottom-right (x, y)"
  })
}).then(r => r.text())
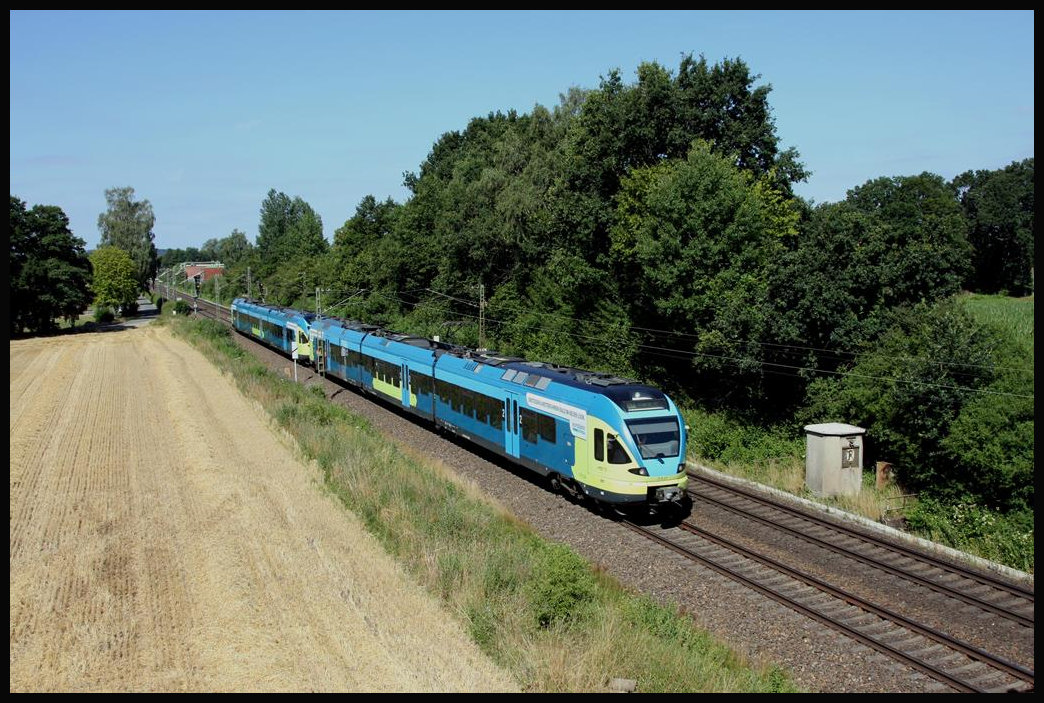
top-left (626, 476), bottom-right (1034, 693)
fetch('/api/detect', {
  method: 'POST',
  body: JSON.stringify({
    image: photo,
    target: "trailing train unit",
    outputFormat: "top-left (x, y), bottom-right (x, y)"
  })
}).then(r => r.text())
top-left (231, 298), bottom-right (316, 363)
top-left (231, 297), bottom-right (689, 514)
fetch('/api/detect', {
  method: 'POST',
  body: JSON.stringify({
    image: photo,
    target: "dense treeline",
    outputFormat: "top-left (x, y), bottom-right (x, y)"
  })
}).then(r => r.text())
top-left (954, 159), bottom-right (1035, 296)
top-left (12, 54), bottom-right (1033, 520)
top-left (158, 228), bottom-right (254, 270)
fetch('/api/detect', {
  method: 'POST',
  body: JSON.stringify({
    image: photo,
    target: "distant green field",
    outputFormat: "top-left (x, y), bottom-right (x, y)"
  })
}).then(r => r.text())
top-left (959, 292), bottom-right (1034, 360)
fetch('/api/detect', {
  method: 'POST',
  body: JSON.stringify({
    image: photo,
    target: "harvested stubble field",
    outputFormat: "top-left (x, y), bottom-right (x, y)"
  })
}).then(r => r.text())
top-left (9, 324), bottom-right (518, 693)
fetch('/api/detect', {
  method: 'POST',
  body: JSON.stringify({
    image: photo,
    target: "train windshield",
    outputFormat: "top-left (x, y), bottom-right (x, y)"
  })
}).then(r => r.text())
top-left (625, 417), bottom-right (681, 459)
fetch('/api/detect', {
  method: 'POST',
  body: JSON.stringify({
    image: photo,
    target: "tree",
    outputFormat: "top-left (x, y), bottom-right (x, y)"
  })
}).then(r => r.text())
top-left (563, 54), bottom-right (808, 203)
top-left (772, 173), bottom-right (973, 363)
top-left (256, 189), bottom-right (327, 275)
top-left (90, 246), bottom-right (139, 314)
top-left (97, 186), bottom-right (158, 291)
top-left (10, 195), bottom-right (32, 333)
top-left (673, 54), bottom-right (808, 193)
top-left (942, 383), bottom-right (1034, 512)
top-left (197, 229), bottom-right (253, 268)
top-left (608, 140), bottom-right (800, 405)
top-left (395, 109), bottom-right (562, 298)
top-left (10, 196), bottom-right (93, 335)
top-left (551, 53), bottom-right (808, 327)
top-left (953, 158), bottom-right (1034, 296)
top-left (199, 237), bottom-right (221, 261)
top-left (216, 229), bottom-right (253, 267)
top-left (331, 195), bottom-right (401, 291)
top-left (843, 174), bottom-right (972, 309)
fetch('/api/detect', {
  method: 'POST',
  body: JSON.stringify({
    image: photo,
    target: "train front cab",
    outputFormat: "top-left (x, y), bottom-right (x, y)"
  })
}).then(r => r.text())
top-left (571, 393), bottom-right (688, 510)
top-left (231, 298), bottom-right (314, 363)
top-left (496, 376), bottom-right (687, 512)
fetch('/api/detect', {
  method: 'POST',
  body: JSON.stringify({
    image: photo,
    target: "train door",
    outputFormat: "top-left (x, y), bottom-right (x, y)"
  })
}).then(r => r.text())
top-left (504, 391), bottom-right (520, 458)
top-left (312, 328), bottom-right (325, 374)
top-left (588, 421), bottom-right (633, 481)
top-left (401, 363), bottom-right (410, 408)
top-left (299, 327), bottom-right (312, 362)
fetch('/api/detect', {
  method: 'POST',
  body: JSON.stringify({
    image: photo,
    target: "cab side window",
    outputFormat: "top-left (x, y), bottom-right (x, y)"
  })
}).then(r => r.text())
top-left (607, 435), bottom-right (631, 464)
top-left (594, 428), bottom-right (604, 462)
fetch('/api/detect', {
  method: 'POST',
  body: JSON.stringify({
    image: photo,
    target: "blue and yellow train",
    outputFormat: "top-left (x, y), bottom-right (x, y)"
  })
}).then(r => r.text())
top-left (231, 297), bottom-right (689, 514)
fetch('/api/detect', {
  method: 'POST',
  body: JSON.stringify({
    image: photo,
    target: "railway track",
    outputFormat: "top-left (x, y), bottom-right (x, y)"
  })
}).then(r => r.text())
top-left (626, 474), bottom-right (1034, 693)
top-left (165, 290), bottom-right (228, 323)
top-left (689, 472), bottom-right (1034, 629)
top-left (157, 287), bottom-right (1035, 693)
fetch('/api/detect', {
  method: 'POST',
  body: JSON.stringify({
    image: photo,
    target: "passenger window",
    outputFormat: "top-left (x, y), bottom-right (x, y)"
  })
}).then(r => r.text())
top-left (538, 414), bottom-right (556, 443)
top-left (594, 428), bottom-right (604, 462)
top-left (520, 408), bottom-right (538, 443)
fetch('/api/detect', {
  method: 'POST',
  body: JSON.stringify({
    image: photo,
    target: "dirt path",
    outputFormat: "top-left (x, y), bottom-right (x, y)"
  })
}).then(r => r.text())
top-left (9, 325), bottom-right (518, 692)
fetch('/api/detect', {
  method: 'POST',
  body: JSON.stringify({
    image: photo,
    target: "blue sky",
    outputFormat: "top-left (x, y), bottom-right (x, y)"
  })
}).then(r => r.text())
top-left (10, 10), bottom-right (1034, 252)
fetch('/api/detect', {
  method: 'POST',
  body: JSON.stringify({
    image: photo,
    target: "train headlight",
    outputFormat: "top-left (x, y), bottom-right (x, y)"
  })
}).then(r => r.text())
top-left (628, 467), bottom-right (649, 476)
top-left (678, 462), bottom-right (686, 474)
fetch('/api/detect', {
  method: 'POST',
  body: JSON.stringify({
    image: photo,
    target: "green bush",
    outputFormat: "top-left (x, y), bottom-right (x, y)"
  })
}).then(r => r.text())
top-left (93, 306), bottom-right (115, 323)
top-left (465, 602), bottom-right (502, 653)
top-left (625, 595), bottom-right (713, 654)
top-left (526, 543), bottom-right (598, 629)
top-left (682, 407), bottom-right (802, 465)
top-left (172, 299), bottom-right (192, 315)
top-left (906, 498), bottom-right (1034, 572)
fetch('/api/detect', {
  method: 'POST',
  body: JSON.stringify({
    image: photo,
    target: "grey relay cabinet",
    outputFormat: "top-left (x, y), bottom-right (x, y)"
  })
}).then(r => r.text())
top-left (803, 423), bottom-right (866, 497)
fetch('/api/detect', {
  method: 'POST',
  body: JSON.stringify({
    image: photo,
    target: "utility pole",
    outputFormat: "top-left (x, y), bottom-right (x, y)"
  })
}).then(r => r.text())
top-left (478, 281), bottom-right (486, 350)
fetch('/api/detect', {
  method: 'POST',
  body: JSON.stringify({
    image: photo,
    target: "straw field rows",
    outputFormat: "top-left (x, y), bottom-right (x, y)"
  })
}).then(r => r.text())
top-left (9, 325), bottom-right (516, 692)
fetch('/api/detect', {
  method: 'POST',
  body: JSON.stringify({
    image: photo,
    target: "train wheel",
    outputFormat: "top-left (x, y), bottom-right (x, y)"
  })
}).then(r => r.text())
top-left (550, 474), bottom-right (583, 503)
